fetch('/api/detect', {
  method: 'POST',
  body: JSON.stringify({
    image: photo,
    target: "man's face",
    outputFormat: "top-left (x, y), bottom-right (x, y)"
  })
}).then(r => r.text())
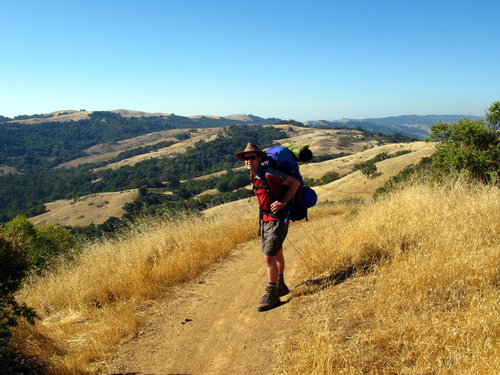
top-left (243, 152), bottom-right (260, 170)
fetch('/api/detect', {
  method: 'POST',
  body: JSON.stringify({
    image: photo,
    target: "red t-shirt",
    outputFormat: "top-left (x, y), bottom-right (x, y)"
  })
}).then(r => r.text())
top-left (252, 166), bottom-right (290, 221)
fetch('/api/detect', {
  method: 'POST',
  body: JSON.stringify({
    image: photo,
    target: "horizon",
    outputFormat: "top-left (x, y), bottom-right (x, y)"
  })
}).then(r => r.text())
top-left (1, 1), bottom-right (498, 121)
top-left (0, 108), bottom-right (484, 123)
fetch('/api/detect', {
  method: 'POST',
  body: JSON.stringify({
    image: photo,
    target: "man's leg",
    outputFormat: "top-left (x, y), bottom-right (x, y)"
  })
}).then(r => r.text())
top-left (258, 222), bottom-right (287, 311)
top-left (276, 247), bottom-right (285, 275)
top-left (264, 247), bottom-right (285, 283)
top-left (264, 254), bottom-right (279, 284)
top-left (275, 248), bottom-right (289, 296)
top-left (263, 248), bottom-right (289, 299)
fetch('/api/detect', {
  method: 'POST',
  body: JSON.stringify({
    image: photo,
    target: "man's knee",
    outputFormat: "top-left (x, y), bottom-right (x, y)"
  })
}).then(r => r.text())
top-left (264, 255), bottom-right (277, 265)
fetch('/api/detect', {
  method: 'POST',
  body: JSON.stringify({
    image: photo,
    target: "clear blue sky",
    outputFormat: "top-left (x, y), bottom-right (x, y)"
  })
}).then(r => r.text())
top-left (1, 0), bottom-right (499, 121)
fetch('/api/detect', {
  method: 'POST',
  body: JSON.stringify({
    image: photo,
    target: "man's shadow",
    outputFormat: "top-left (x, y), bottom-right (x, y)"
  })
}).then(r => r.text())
top-left (290, 262), bottom-right (374, 299)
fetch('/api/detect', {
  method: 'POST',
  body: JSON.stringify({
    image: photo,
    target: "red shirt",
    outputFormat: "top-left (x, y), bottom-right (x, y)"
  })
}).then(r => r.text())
top-left (252, 166), bottom-right (290, 222)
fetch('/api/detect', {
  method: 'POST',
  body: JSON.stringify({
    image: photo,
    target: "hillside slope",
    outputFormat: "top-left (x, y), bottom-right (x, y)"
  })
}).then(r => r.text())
top-left (20, 175), bottom-right (499, 375)
top-left (29, 138), bottom-right (433, 227)
top-left (307, 141), bottom-right (435, 201)
top-left (5, 109), bottom-right (267, 125)
top-left (102, 177), bottom-right (499, 375)
top-left (29, 190), bottom-right (138, 227)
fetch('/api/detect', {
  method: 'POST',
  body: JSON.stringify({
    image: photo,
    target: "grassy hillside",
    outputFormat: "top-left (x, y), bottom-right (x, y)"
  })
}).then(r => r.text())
top-left (28, 126), bottom-right (425, 227)
top-left (16, 207), bottom-right (259, 374)
top-left (1, 122), bottom-right (289, 221)
top-left (311, 142), bottom-right (435, 201)
top-left (5, 109), bottom-right (266, 125)
top-left (29, 191), bottom-right (139, 227)
top-left (13, 175), bottom-right (500, 374)
top-left (280, 179), bottom-right (500, 374)
top-left (6, 104), bottom-right (499, 374)
top-left (56, 127), bottom-right (196, 169)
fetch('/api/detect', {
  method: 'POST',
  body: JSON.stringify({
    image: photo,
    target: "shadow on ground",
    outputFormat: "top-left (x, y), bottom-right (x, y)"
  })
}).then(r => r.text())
top-left (291, 256), bottom-right (380, 298)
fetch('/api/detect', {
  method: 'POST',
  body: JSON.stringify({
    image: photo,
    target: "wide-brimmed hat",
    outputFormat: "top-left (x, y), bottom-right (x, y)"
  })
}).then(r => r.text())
top-left (235, 142), bottom-right (267, 162)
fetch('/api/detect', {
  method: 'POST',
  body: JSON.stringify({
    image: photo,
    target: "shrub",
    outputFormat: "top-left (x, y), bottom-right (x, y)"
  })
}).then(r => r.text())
top-left (0, 235), bottom-right (38, 373)
top-left (3, 216), bottom-right (78, 272)
top-left (428, 101), bottom-right (500, 183)
top-left (318, 171), bottom-right (341, 185)
top-left (0, 217), bottom-right (77, 372)
top-left (215, 179), bottom-right (230, 193)
top-left (31, 223), bottom-right (79, 270)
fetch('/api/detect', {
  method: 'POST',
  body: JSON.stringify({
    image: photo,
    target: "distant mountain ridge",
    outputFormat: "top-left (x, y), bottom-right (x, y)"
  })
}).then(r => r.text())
top-left (1, 109), bottom-right (482, 139)
top-left (306, 114), bottom-right (483, 139)
top-left (360, 114), bottom-right (483, 126)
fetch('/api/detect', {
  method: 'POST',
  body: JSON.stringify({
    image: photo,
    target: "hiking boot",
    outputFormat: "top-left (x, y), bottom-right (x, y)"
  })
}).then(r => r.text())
top-left (276, 280), bottom-right (290, 297)
top-left (257, 285), bottom-right (281, 312)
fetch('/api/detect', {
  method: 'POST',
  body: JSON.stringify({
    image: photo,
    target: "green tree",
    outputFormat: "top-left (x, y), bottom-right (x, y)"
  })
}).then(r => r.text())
top-left (32, 223), bottom-right (78, 269)
top-left (215, 179), bottom-right (230, 193)
top-left (227, 173), bottom-right (250, 191)
top-left (2, 216), bottom-right (36, 262)
top-left (428, 102), bottom-right (500, 183)
top-left (486, 101), bottom-right (500, 128)
top-left (138, 186), bottom-right (149, 197)
top-left (361, 162), bottom-right (377, 179)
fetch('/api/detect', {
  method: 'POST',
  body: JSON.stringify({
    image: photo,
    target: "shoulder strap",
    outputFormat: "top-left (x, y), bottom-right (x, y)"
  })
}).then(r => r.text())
top-left (252, 166), bottom-right (274, 197)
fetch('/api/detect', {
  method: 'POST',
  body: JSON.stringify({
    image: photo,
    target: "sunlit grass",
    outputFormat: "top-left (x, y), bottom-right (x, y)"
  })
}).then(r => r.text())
top-left (15, 207), bottom-right (257, 374)
top-left (13, 178), bottom-right (500, 374)
top-left (279, 179), bottom-right (500, 374)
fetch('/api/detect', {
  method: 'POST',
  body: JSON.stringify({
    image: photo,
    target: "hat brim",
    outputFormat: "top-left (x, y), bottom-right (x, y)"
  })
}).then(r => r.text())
top-left (236, 150), bottom-right (267, 162)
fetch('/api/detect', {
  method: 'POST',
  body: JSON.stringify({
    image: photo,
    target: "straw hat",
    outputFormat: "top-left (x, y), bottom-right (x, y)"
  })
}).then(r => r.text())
top-left (235, 142), bottom-right (267, 162)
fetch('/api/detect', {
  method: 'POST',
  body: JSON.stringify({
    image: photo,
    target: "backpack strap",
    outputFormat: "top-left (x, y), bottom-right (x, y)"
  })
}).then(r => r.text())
top-left (252, 166), bottom-right (274, 198)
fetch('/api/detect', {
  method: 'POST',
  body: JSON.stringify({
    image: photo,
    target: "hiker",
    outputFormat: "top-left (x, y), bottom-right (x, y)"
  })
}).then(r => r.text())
top-left (236, 142), bottom-right (300, 311)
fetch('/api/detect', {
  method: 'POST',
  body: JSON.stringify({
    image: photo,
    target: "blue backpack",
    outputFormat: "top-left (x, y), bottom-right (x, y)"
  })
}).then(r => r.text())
top-left (260, 145), bottom-right (318, 222)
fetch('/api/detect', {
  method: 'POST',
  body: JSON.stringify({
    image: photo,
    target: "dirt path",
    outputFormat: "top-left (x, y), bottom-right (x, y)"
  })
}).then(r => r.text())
top-left (103, 232), bottom-right (301, 375)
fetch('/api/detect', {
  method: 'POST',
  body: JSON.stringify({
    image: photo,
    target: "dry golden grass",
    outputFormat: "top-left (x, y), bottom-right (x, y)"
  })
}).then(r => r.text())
top-left (16, 160), bottom-right (500, 374)
top-left (279, 179), bottom-right (500, 374)
top-left (299, 141), bottom-right (433, 181)
top-left (16, 207), bottom-right (257, 374)
top-left (29, 190), bottom-right (139, 227)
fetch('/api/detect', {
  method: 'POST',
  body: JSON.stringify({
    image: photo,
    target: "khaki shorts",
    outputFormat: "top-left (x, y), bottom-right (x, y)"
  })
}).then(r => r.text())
top-left (261, 220), bottom-right (289, 256)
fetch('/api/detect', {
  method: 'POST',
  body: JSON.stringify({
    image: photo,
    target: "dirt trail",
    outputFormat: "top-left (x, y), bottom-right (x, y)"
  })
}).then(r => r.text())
top-left (104, 229), bottom-right (303, 375)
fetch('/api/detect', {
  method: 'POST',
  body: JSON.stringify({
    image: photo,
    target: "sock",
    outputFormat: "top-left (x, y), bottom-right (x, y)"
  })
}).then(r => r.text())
top-left (267, 283), bottom-right (277, 289)
top-left (277, 274), bottom-right (284, 283)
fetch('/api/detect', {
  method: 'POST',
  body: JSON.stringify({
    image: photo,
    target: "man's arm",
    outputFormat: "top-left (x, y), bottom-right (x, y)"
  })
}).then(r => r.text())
top-left (270, 175), bottom-right (300, 214)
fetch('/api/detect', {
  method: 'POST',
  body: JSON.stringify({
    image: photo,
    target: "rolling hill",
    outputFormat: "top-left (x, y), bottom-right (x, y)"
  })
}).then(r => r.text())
top-left (3, 108), bottom-right (480, 139)
top-left (0, 109), bottom-right (443, 228)
top-left (29, 136), bottom-right (434, 227)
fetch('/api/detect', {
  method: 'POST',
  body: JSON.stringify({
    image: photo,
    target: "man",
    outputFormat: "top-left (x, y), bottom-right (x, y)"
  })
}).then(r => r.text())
top-left (236, 142), bottom-right (300, 311)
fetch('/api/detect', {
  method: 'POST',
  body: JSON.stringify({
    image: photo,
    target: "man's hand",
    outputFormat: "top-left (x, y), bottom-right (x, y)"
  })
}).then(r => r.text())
top-left (271, 200), bottom-right (285, 213)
